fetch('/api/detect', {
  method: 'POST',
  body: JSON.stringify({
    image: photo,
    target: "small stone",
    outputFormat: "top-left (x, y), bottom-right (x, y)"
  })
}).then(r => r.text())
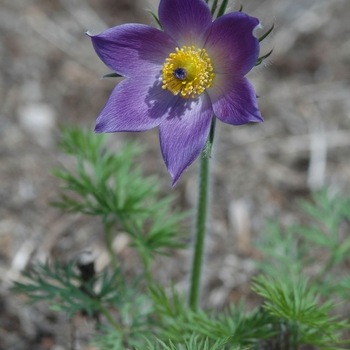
top-left (17, 103), bottom-right (56, 146)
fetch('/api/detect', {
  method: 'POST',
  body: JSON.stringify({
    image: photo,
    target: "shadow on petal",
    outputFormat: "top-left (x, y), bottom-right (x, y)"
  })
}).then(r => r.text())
top-left (144, 74), bottom-right (198, 122)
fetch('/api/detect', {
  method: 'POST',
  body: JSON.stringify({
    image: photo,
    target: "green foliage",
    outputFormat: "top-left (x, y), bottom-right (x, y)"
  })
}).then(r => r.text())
top-left (52, 127), bottom-right (189, 270)
top-left (254, 189), bottom-right (350, 349)
top-left (11, 261), bottom-right (121, 317)
top-left (11, 125), bottom-right (350, 350)
top-left (150, 284), bottom-right (275, 348)
top-left (16, 262), bottom-right (104, 315)
top-left (252, 275), bottom-right (348, 349)
top-left (216, 0), bottom-right (229, 18)
top-left (12, 261), bottom-right (155, 349)
top-left (256, 189), bottom-right (350, 297)
top-left (94, 292), bottom-right (155, 350)
top-left (144, 335), bottom-right (230, 350)
top-left (297, 190), bottom-right (350, 254)
top-left (255, 221), bottom-right (309, 280)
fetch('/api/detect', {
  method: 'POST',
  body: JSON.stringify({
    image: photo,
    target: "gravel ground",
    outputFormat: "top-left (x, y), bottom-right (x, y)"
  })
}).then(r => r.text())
top-left (1, 0), bottom-right (350, 348)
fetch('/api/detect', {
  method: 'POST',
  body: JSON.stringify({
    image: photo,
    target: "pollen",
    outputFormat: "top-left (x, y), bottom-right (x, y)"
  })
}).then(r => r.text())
top-left (162, 46), bottom-right (215, 99)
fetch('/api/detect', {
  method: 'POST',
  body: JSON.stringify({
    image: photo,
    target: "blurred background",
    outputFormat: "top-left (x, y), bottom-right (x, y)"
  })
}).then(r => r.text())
top-left (1, 0), bottom-right (350, 348)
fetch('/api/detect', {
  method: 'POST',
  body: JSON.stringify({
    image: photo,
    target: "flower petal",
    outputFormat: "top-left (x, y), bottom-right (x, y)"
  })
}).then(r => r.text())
top-left (159, 93), bottom-right (213, 185)
top-left (204, 12), bottom-right (260, 77)
top-left (88, 24), bottom-right (176, 76)
top-left (95, 75), bottom-right (177, 132)
top-left (209, 77), bottom-right (263, 125)
top-left (158, 0), bottom-right (212, 47)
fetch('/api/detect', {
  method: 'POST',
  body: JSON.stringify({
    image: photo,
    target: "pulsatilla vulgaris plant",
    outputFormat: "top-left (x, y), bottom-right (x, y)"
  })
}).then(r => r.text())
top-left (12, 0), bottom-right (350, 349)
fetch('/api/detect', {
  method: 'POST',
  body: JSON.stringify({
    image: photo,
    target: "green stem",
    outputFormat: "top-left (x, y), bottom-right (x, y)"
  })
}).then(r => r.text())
top-left (289, 321), bottom-right (299, 350)
top-left (189, 117), bottom-right (216, 311)
top-left (210, 0), bottom-right (219, 16)
top-left (100, 305), bottom-right (122, 331)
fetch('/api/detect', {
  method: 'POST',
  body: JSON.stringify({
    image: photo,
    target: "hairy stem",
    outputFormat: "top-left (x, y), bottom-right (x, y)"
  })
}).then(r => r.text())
top-left (189, 117), bottom-right (216, 311)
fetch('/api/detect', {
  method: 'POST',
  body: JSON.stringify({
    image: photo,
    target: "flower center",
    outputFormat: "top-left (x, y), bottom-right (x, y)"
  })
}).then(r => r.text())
top-left (162, 46), bottom-right (215, 99)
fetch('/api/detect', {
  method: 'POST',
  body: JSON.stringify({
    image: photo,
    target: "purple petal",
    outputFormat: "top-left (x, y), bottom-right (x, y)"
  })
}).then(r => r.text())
top-left (95, 75), bottom-right (177, 132)
top-left (159, 94), bottom-right (213, 185)
top-left (209, 77), bottom-right (263, 125)
top-left (204, 12), bottom-right (260, 77)
top-left (88, 24), bottom-right (176, 77)
top-left (158, 0), bottom-right (212, 47)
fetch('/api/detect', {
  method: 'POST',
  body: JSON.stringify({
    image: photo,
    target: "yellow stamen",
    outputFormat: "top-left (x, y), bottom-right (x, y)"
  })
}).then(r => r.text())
top-left (162, 46), bottom-right (215, 99)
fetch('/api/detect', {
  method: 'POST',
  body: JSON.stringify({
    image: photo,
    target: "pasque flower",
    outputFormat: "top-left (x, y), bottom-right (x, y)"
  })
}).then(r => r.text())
top-left (89, 0), bottom-right (263, 185)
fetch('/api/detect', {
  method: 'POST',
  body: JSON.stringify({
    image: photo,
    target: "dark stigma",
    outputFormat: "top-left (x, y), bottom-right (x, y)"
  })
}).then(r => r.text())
top-left (173, 67), bottom-right (187, 80)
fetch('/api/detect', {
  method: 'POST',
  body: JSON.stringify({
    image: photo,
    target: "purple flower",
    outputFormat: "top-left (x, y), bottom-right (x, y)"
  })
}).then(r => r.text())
top-left (89, 0), bottom-right (263, 185)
